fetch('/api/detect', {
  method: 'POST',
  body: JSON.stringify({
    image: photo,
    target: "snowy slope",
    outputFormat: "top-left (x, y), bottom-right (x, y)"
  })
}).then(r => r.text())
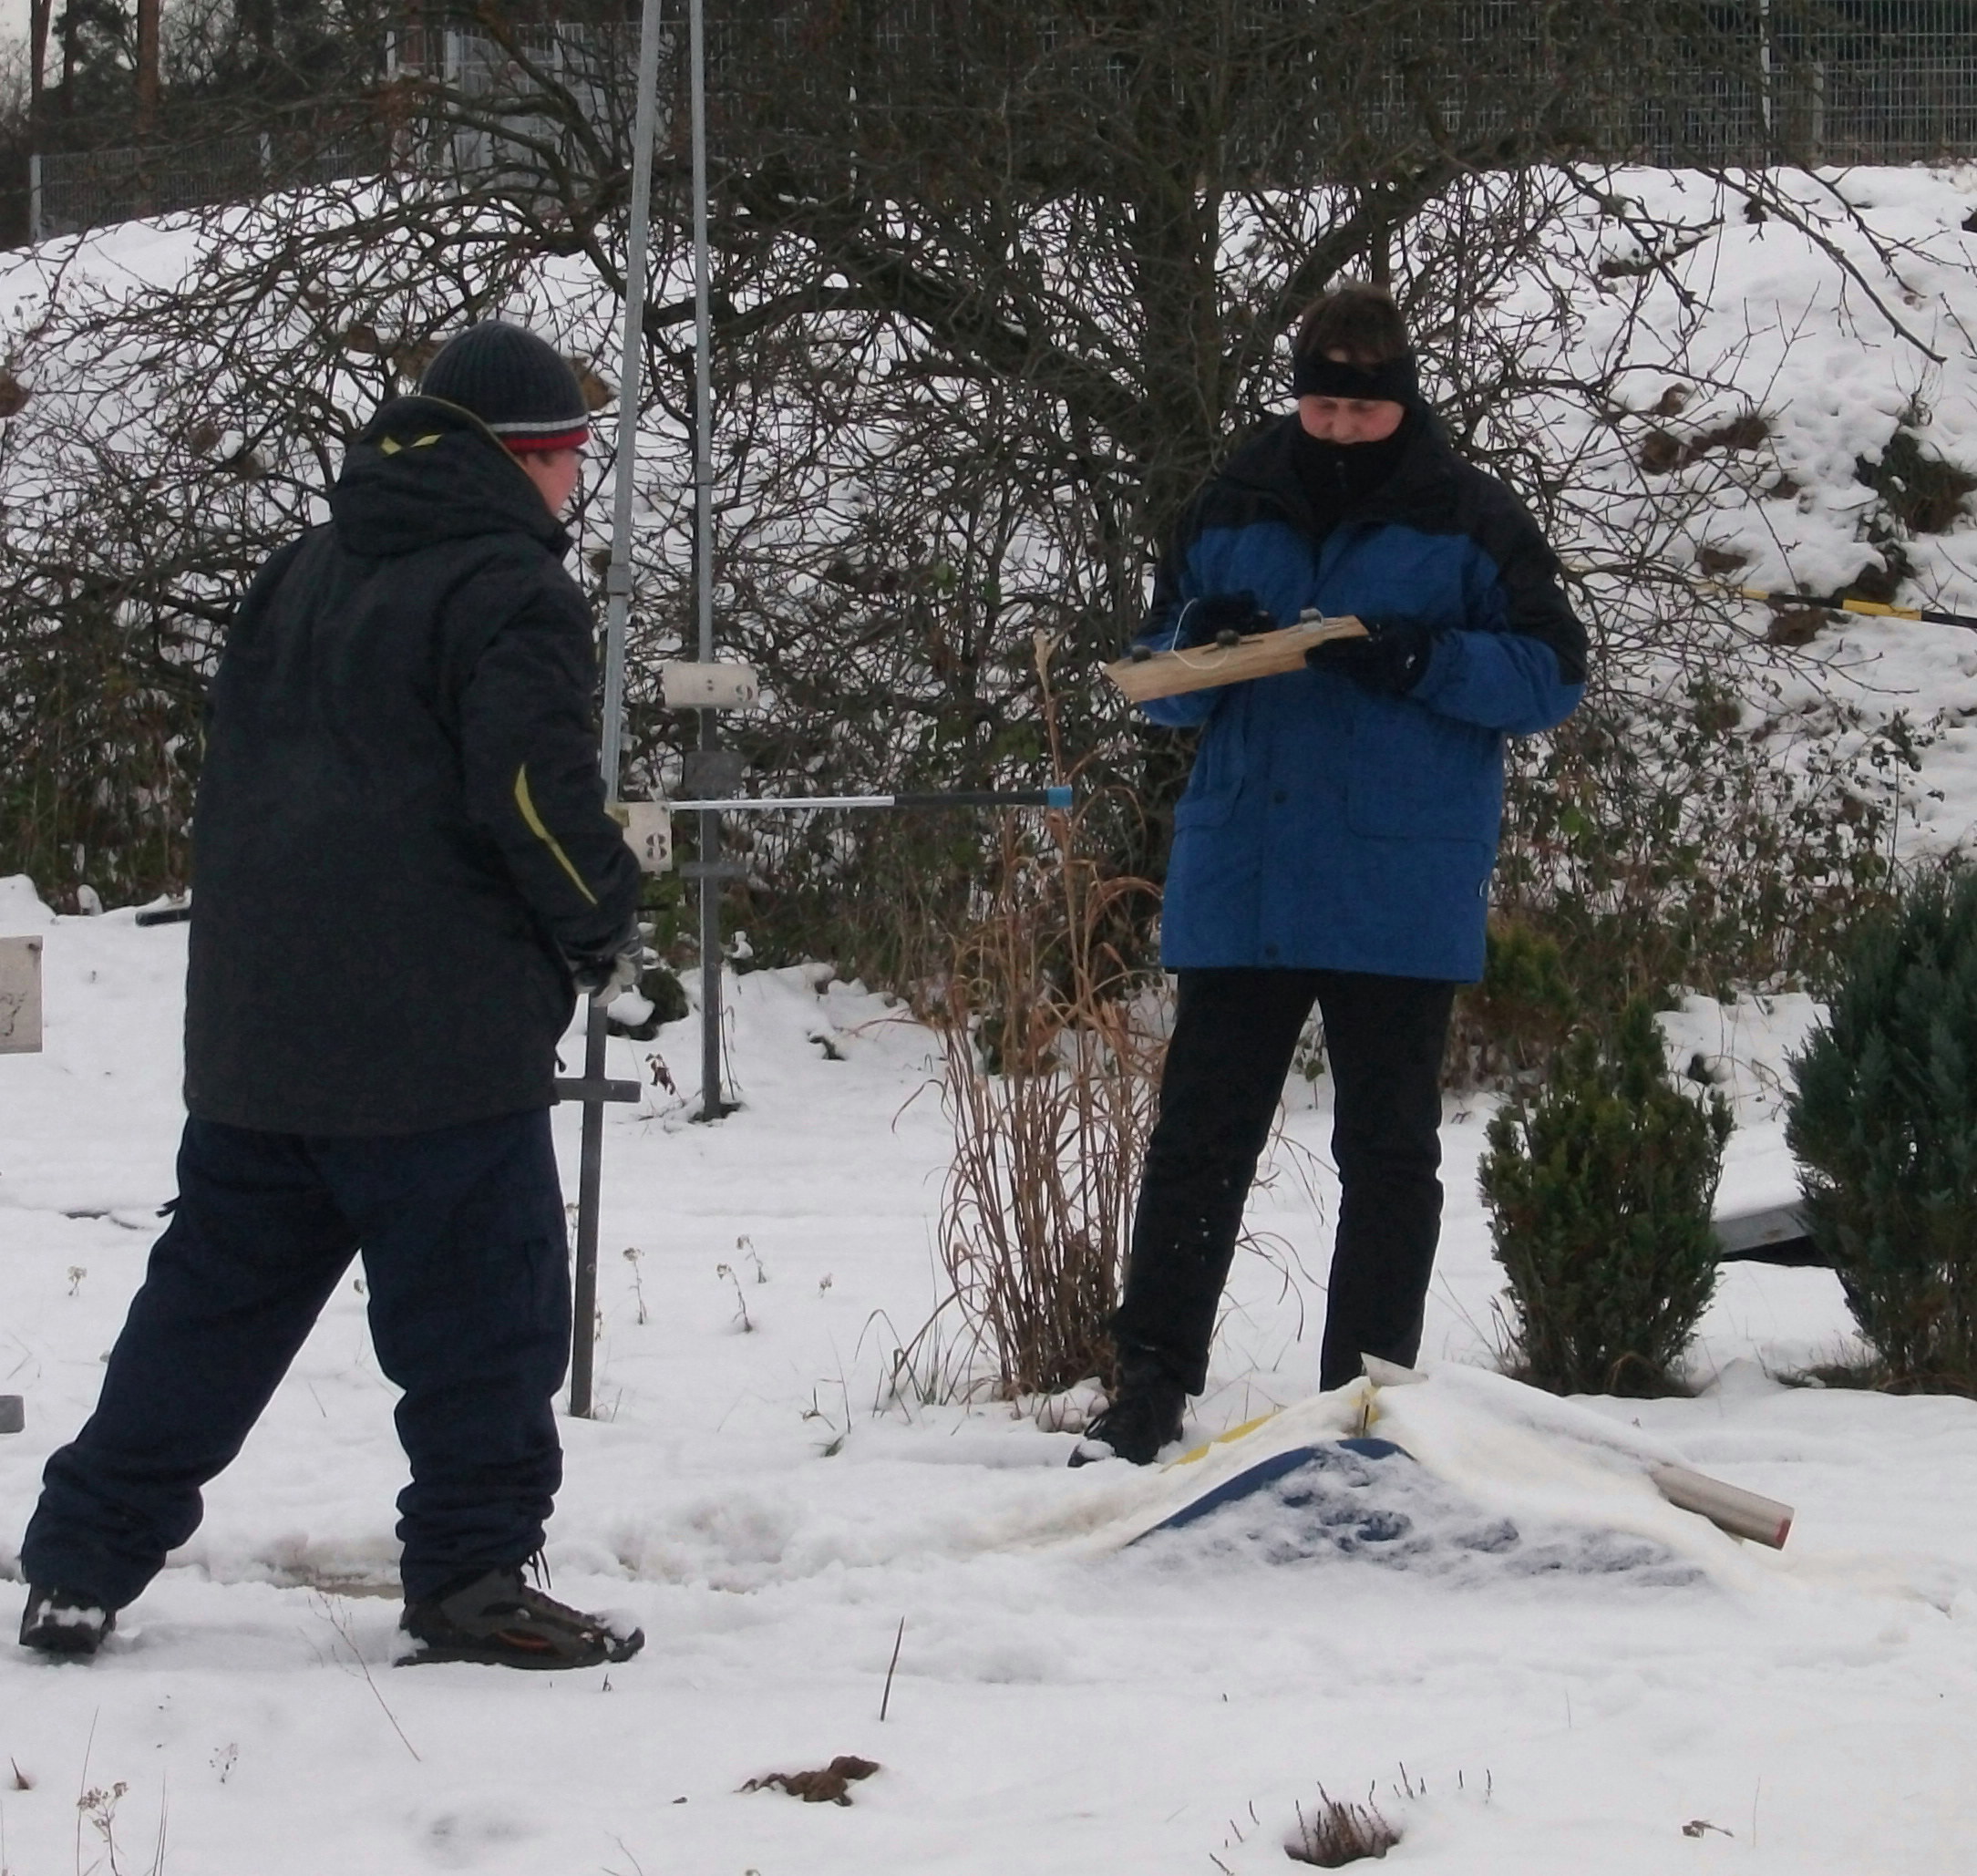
top-left (4, 886), bottom-right (1977, 1875)
top-left (10, 166), bottom-right (1977, 850)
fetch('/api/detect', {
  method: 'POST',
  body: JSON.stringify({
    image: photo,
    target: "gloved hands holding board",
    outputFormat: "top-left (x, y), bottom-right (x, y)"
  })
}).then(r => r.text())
top-left (1104, 603), bottom-right (1368, 703)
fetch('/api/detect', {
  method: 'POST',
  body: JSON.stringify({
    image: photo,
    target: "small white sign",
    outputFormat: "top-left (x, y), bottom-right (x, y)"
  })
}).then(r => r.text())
top-left (0, 936), bottom-right (44, 1055)
top-left (659, 661), bottom-right (760, 711)
top-left (622, 801), bottom-right (674, 874)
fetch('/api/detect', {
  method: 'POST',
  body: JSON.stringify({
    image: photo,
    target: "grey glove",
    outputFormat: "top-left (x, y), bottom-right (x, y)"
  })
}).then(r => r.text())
top-left (566, 924), bottom-right (646, 1000)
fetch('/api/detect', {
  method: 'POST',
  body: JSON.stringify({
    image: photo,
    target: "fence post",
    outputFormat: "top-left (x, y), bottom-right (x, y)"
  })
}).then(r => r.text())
top-left (1757, 0), bottom-right (1774, 148)
top-left (27, 151), bottom-right (41, 244)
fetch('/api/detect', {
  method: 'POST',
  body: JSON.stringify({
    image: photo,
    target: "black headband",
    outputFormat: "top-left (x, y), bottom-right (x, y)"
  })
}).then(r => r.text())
top-left (1292, 350), bottom-right (1419, 404)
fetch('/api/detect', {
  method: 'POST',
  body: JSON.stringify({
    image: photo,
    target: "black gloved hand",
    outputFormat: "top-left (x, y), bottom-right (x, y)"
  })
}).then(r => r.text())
top-left (1174, 591), bottom-right (1276, 648)
top-left (1304, 615), bottom-right (1440, 696)
top-left (566, 922), bottom-right (646, 1001)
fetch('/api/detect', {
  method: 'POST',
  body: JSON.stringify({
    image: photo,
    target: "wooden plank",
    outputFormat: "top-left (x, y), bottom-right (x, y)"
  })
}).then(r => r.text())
top-left (1103, 613), bottom-right (1367, 703)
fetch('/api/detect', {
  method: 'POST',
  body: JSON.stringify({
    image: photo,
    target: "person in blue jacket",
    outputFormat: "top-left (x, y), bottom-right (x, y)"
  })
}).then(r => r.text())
top-left (1072, 283), bottom-right (1586, 1466)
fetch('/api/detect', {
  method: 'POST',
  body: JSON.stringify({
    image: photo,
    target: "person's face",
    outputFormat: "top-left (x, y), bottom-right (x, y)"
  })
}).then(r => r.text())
top-left (1297, 349), bottom-right (1406, 445)
top-left (517, 447), bottom-right (584, 516)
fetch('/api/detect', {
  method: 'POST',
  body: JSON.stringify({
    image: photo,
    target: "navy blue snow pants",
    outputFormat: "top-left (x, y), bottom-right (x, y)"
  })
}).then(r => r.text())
top-left (21, 1109), bottom-right (571, 1608)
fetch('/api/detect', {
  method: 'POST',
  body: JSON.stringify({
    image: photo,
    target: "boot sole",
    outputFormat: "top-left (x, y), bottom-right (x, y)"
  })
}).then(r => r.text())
top-left (398, 1627), bottom-right (644, 1671)
top-left (21, 1626), bottom-right (109, 1659)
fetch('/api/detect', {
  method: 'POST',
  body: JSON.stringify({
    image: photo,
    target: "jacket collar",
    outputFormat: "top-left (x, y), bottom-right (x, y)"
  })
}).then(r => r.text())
top-left (1217, 407), bottom-right (1459, 537)
top-left (329, 396), bottom-right (572, 560)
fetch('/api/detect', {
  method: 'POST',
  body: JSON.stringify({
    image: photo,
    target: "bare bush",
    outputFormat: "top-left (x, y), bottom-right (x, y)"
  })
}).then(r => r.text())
top-left (1285, 1787), bottom-right (1402, 1867)
top-left (933, 640), bottom-right (1161, 1397)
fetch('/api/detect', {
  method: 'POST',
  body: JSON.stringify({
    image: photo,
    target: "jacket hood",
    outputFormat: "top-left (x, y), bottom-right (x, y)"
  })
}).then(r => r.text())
top-left (1218, 407), bottom-right (1459, 536)
top-left (329, 396), bottom-right (571, 560)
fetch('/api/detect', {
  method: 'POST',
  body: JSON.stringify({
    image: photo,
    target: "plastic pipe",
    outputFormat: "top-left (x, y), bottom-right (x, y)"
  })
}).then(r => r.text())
top-left (1650, 1463), bottom-right (1794, 1549)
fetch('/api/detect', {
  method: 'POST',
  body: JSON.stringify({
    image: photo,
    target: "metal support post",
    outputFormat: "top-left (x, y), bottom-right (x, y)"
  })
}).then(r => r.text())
top-left (698, 794), bottom-right (724, 1118)
top-left (688, 0), bottom-right (726, 1123)
top-left (566, 1013), bottom-right (610, 1417)
top-left (1757, 0), bottom-right (1774, 145)
top-left (563, 0), bottom-right (666, 1420)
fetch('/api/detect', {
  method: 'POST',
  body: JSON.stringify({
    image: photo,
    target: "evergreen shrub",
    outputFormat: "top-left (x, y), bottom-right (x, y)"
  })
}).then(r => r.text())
top-left (1480, 999), bottom-right (1733, 1397)
top-left (1787, 868), bottom-right (1977, 1393)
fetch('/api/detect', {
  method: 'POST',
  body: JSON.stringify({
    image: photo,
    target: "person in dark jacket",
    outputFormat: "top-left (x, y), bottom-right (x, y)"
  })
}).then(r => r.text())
top-left (1072, 284), bottom-right (1587, 1466)
top-left (18, 321), bottom-right (648, 1667)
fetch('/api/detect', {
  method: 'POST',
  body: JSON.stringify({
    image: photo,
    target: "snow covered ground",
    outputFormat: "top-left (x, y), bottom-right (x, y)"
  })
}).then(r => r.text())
top-left (7, 160), bottom-right (1977, 1871)
top-left (4, 882), bottom-right (1976, 1876)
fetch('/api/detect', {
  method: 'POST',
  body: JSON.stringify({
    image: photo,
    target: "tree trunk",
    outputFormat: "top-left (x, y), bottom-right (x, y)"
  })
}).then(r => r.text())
top-left (57, 0), bottom-right (76, 120)
top-left (28, 0), bottom-right (51, 134)
top-left (136, 0), bottom-right (160, 139)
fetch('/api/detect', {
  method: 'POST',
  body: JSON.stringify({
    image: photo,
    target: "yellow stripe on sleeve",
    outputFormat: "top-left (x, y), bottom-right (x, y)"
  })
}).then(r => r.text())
top-left (512, 764), bottom-right (600, 906)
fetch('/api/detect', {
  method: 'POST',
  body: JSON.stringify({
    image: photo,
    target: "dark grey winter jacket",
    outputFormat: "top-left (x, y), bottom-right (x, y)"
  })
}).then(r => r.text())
top-left (183, 396), bottom-right (641, 1135)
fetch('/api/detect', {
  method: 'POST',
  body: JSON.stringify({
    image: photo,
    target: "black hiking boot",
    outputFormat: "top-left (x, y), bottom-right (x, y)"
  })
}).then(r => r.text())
top-left (1068, 1360), bottom-right (1188, 1468)
top-left (19, 1585), bottom-right (116, 1659)
top-left (399, 1564), bottom-right (644, 1671)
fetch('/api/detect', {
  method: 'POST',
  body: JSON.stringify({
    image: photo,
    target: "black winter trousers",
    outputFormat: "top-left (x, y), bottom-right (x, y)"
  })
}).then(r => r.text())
top-left (1112, 968), bottom-right (1457, 1396)
top-left (21, 1109), bottom-right (571, 1608)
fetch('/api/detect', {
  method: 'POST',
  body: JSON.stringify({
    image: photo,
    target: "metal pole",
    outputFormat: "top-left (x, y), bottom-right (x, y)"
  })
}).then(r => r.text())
top-left (568, 1009), bottom-right (609, 1418)
top-left (569, 0), bottom-right (667, 1422)
top-left (689, 0), bottom-right (725, 1121)
top-left (1757, 0), bottom-right (1773, 145)
top-left (664, 789), bottom-right (1076, 813)
top-left (28, 152), bottom-right (41, 245)
top-left (602, 0), bottom-right (665, 785)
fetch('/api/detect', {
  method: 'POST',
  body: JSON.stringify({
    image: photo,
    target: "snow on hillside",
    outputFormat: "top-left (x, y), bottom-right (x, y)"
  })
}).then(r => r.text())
top-left (4, 883), bottom-right (1975, 1874)
top-left (10, 165), bottom-right (1977, 850)
top-left (1501, 164), bottom-right (1977, 860)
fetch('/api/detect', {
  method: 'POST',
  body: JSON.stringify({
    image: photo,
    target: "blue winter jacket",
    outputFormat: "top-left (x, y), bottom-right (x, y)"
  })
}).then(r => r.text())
top-left (1138, 413), bottom-right (1586, 983)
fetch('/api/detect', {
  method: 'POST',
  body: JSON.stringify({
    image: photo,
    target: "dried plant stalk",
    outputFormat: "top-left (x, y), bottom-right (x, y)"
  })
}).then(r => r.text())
top-left (934, 640), bottom-right (1163, 1398)
top-left (1285, 1788), bottom-right (1401, 1867)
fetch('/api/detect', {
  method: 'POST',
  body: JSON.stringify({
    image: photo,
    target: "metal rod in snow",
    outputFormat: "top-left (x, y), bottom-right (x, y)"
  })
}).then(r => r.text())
top-left (571, 0), bottom-right (665, 1424)
top-left (664, 789), bottom-right (1076, 813)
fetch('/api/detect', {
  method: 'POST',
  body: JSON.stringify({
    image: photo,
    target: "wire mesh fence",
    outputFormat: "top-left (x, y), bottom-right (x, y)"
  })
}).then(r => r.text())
top-left (26, 2), bottom-right (1977, 243)
top-left (31, 130), bottom-right (386, 242)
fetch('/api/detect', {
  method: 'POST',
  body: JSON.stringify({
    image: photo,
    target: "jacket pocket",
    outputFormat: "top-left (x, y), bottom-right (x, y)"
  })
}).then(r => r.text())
top-left (1346, 697), bottom-right (1505, 843)
top-left (1172, 787), bottom-right (1241, 831)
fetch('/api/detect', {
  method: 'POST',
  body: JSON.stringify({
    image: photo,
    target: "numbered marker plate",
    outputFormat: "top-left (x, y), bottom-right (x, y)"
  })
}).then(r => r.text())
top-left (622, 801), bottom-right (674, 874)
top-left (660, 661), bottom-right (760, 711)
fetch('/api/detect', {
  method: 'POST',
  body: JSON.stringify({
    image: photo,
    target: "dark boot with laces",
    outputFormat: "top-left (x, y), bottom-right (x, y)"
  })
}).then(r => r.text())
top-left (1067, 1357), bottom-right (1188, 1468)
top-left (399, 1563), bottom-right (644, 1670)
top-left (19, 1584), bottom-right (116, 1659)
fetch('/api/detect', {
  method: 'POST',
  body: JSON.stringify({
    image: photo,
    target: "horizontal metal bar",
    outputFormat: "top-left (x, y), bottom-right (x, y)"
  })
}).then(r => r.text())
top-left (135, 904), bottom-right (192, 927)
top-left (664, 787), bottom-right (1073, 812)
top-left (552, 1077), bottom-right (643, 1104)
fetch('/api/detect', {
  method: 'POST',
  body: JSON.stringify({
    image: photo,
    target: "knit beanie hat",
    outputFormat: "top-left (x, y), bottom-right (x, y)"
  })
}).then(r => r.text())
top-left (419, 321), bottom-right (592, 452)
